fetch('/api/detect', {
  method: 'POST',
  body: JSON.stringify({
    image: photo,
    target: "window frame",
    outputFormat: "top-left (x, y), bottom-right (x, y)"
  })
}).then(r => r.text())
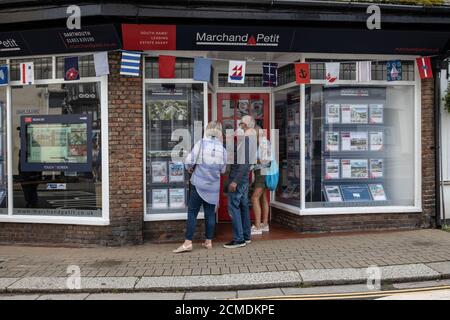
top-left (142, 56), bottom-right (209, 222)
top-left (0, 53), bottom-right (109, 226)
top-left (270, 53), bottom-right (422, 216)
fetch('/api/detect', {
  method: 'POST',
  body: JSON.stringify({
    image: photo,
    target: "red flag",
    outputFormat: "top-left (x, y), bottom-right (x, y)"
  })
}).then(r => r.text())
top-left (295, 63), bottom-right (310, 84)
top-left (159, 55), bottom-right (176, 78)
top-left (416, 57), bottom-right (433, 79)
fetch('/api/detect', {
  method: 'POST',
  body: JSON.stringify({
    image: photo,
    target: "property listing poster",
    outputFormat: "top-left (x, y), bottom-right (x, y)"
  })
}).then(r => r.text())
top-left (169, 162), bottom-right (184, 182)
top-left (325, 131), bottom-right (339, 152)
top-left (370, 131), bottom-right (384, 151)
top-left (324, 185), bottom-right (343, 202)
top-left (325, 104), bottom-right (340, 124)
top-left (151, 161), bottom-right (168, 183)
top-left (369, 104), bottom-right (384, 124)
top-left (341, 131), bottom-right (368, 151)
top-left (324, 159), bottom-right (340, 180)
top-left (368, 184), bottom-right (387, 201)
top-left (169, 188), bottom-right (185, 208)
top-left (341, 159), bottom-right (368, 179)
top-left (370, 159), bottom-right (384, 178)
top-left (341, 104), bottom-right (368, 124)
top-left (152, 189), bottom-right (168, 208)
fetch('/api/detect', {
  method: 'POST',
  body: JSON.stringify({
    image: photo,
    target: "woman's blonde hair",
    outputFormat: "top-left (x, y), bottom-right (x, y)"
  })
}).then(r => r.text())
top-left (205, 121), bottom-right (223, 139)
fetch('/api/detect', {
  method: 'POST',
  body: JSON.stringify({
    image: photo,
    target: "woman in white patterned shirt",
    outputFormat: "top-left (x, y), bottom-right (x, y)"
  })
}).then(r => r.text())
top-left (173, 121), bottom-right (227, 253)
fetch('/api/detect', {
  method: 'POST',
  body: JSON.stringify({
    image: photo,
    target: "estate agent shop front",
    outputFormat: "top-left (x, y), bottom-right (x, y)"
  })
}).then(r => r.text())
top-left (0, 20), bottom-right (448, 246)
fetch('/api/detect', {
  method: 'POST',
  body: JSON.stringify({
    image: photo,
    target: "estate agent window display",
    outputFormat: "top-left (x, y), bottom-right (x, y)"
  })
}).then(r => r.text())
top-left (0, 55), bottom-right (108, 224)
top-left (273, 57), bottom-right (420, 215)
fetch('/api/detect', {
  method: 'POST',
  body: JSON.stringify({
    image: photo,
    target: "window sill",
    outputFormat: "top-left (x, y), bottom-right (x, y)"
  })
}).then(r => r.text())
top-left (0, 215), bottom-right (110, 226)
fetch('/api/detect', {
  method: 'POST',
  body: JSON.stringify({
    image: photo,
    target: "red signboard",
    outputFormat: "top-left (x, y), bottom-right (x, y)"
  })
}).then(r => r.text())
top-left (122, 24), bottom-right (176, 50)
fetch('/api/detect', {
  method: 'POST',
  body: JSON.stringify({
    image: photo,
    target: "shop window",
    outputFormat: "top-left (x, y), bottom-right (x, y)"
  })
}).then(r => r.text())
top-left (305, 85), bottom-right (415, 208)
top-left (218, 74), bottom-right (263, 87)
top-left (274, 87), bottom-right (301, 208)
top-left (278, 64), bottom-right (296, 87)
top-left (0, 87), bottom-right (7, 214)
top-left (10, 57), bottom-right (53, 81)
top-left (307, 61), bottom-right (355, 80)
top-left (145, 83), bottom-right (204, 215)
top-left (144, 57), bottom-right (195, 79)
top-left (11, 82), bottom-right (102, 217)
top-left (371, 61), bottom-right (415, 81)
top-left (56, 55), bottom-right (96, 78)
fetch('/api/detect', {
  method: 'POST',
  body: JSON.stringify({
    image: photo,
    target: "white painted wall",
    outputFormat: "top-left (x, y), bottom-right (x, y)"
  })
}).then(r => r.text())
top-left (440, 64), bottom-right (450, 221)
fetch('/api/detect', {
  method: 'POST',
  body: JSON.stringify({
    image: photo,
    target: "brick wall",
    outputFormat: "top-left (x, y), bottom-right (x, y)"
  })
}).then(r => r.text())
top-left (421, 78), bottom-right (436, 227)
top-left (143, 221), bottom-right (204, 243)
top-left (0, 52), bottom-right (144, 247)
top-left (271, 78), bottom-right (436, 233)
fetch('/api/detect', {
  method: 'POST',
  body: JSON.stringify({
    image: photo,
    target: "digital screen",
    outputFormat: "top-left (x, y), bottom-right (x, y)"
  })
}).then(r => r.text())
top-left (21, 114), bottom-right (92, 172)
top-left (26, 123), bottom-right (88, 164)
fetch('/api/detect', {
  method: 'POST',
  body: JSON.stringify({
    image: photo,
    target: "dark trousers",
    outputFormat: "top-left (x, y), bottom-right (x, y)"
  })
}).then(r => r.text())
top-left (185, 186), bottom-right (217, 241)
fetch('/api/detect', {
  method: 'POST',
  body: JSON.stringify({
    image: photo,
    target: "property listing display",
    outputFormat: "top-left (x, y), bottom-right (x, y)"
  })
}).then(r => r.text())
top-left (20, 114), bottom-right (92, 172)
top-left (145, 84), bottom-right (203, 214)
top-left (321, 87), bottom-right (388, 205)
top-left (275, 89), bottom-right (301, 207)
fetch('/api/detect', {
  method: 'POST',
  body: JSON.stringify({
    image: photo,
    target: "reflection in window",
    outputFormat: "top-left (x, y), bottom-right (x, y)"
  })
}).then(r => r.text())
top-left (11, 83), bottom-right (102, 217)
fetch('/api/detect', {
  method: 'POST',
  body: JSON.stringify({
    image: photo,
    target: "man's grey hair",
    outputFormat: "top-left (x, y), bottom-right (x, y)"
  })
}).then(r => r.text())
top-left (241, 115), bottom-right (255, 129)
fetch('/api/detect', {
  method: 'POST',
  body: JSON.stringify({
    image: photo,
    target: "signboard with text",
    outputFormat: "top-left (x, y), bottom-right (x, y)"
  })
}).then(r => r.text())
top-left (0, 24), bottom-right (121, 58)
top-left (121, 23), bottom-right (449, 55)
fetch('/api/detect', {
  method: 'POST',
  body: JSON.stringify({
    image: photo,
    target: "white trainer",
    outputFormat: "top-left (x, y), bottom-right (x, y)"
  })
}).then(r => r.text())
top-left (261, 223), bottom-right (270, 232)
top-left (251, 225), bottom-right (262, 235)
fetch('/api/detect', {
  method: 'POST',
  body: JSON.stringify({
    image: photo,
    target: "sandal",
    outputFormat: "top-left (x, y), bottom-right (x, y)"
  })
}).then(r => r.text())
top-left (172, 243), bottom-right (193, 253)
top-left (202, 241), bottom-right (213, 250)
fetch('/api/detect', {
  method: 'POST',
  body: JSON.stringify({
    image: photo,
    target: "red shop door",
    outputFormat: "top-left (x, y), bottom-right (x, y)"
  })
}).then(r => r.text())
top-left (217, 93), bottom-right (270, 222)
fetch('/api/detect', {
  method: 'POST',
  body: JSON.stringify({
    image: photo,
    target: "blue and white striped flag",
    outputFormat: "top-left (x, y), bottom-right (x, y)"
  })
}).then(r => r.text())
top-left (120, 51), bottom-right (141, 76)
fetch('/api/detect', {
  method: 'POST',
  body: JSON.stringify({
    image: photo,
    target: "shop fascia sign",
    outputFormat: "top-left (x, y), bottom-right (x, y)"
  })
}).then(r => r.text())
top-left (0, 24), bottom-right (121, 58)
top-left (122, 23), bottom-right (448, 55)
top-left (195, 31), bottom-right (280, 47)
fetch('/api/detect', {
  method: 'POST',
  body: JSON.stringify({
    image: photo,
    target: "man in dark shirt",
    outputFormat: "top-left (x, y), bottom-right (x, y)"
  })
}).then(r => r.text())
top-left (223, 115), bottom-right (256, 248)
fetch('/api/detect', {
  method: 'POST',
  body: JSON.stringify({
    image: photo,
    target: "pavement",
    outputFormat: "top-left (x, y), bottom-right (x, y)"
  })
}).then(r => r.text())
top-left (1, 229), bottom-right (450, 294)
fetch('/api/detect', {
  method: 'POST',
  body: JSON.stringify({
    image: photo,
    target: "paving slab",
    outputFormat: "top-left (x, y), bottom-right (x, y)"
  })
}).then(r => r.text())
top-left (0, 294), bottom-right (39, 300)
top-left (37, 293), bottom-right (90, 300)
top-left (7, 277), bottom-right (68, 292)
top-left (281, 284), bottom-right (374, 296)
top-left (380, 264), bottom-right (440, 282)
top-left (0, 278), bottom-right (19, 292)
top-left (299, 268), bottom-right (366, 286)
top-left (86, 292), bottom-right (184, 300)
top-left (135, 271), bottom-right (302, 291)
top-left (80, 277), bottom-right (138, 291)
top-left (237, 288), bottom-right (284, 298)
top-left (392, 279), bottom-right (450, 289)
top-left (184, 291), bottom-right (236, 300)
top-left (426, 262), bottom-right (450, 277)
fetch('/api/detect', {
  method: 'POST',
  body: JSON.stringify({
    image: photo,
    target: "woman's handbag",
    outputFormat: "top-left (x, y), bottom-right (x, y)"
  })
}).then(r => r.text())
top-left (264, 139), bottom-right (279, 191)
top-left (265, 159), bottom-right (279, 191)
